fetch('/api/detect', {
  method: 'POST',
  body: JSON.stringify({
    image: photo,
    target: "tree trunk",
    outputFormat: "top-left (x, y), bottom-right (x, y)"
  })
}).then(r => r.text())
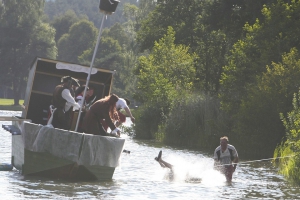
top-left (13, 79), bottom-right (20, 106)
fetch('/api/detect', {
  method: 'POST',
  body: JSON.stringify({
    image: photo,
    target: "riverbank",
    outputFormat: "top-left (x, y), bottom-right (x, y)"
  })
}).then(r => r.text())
top-left (0, 99), bottom-right (24, 111)
top-left (0, 105), bottom-right (23, 111)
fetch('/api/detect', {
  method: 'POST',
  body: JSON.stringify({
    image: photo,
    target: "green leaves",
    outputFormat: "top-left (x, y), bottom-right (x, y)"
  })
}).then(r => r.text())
top-left (57, 19), bottom-right (97, 63)
top-left (276, 89), bottom-right (300, 183)
top-left (135, 27), bottom-right (196, 108)
top-left (0, 0), bottom-right (56, 104)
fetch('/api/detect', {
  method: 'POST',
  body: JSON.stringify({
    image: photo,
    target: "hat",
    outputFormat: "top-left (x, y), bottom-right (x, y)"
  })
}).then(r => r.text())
top-left (61, 76), bottom-right (80, 87)
top-left (109, 94), bottom-right (119, 104)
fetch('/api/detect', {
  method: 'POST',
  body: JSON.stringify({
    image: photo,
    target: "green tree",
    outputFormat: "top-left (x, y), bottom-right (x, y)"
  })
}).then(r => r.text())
top-left (217, 0), bottom-right (300, 159)
top-left (275, 89), bottom-right (300, 184)
top-left (231, 48), bottom-right (300, 158)
top-left (78, 36), bottom-right (122, 69)
top-left (194, 29), bottom-right (227, 95)
top-left (135, 26), bottom-right (196, 105)
top-left (57, 19), bottom-right (97, 63)
top-left (44, 0), bottom-right (138, 28)
top-left (137, 0), bottom-right (202, 52)
top-left (0, 0), bottom-right (57, 104)
top-left (102, 22), bottom-right (130, 49)
top-left (51, 9), bottom-right (82, 43)
top-left (220, 0), bottom-right (300, 114)
top-left (134, 27), bottom-right (196, 138)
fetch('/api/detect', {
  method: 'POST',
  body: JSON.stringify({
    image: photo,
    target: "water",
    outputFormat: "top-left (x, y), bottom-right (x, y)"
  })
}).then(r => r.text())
top-left (0, 111), bottom-right (300, 199)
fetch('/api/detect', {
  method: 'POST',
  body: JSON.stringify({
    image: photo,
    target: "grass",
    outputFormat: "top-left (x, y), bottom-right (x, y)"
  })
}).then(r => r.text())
top-left (0, 98), bottom-right (24, 111)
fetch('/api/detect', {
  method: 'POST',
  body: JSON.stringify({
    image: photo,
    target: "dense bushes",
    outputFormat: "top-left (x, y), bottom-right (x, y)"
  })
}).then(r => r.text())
top-left (275, 91), bottom-right (300, 183)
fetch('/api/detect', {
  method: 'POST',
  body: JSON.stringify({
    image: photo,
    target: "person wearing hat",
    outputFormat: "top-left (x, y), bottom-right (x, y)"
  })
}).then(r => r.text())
top-left (51, 76), bottom-right (81, 130)
top-left (82, 94), bottom-right (121, 137)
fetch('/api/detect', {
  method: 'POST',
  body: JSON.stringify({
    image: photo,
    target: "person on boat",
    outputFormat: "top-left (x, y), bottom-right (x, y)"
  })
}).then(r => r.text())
top-left (85, 85), bottom-right (96, 107)
top-left (116, 98), bottom-right (135, 126)
top-left (213, 136), bottom-right (239, 182)
top-left (73, 85), bottom-right (96, 131)
top-left (82, 94), bottom-right (121, 137)
top-left (75, 85), bottom-right (90, 107)
top-left (101, 97), bottom-right (135, 131)
top-left (51, 76), bottom-right (81, 130)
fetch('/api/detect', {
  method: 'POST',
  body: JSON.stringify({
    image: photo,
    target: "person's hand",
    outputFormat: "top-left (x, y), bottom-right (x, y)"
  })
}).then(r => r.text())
top-left (73, 103), bottom-right (80, 111)
top-left (233, 164), bottom-right (237, 172)
top-left (131, 117), bottom-right (135, 123)
top-left (111, 128), bottom-right (121, 138)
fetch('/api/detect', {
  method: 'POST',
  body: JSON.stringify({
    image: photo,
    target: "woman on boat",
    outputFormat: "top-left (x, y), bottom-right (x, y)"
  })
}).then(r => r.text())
top-left (82, 94), bottom-right (121, 137)
top-left (74, 85), bottom-right (95, 107)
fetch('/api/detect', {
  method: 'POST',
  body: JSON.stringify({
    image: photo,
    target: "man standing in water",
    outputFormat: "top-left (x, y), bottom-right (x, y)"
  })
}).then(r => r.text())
top-left (213, 136), bottom-right (239, 182)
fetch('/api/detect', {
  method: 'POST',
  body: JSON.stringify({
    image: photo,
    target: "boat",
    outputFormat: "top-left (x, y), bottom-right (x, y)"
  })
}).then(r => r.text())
top-left (1, 57), bottom-right (125, 181)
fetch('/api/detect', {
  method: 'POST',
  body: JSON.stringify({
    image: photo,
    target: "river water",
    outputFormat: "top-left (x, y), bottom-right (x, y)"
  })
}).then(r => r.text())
top-left (0, 110), bottom-right (300, 199)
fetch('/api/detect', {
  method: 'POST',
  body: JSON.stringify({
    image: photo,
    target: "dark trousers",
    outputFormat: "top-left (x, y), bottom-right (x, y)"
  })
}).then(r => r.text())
top-left (52, 108), bottom-right (71, 130)
top-left (221, 165), bottom-right (234, 182)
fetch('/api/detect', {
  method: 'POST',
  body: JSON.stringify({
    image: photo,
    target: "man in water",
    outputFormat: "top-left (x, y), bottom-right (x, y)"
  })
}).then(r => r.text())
top-left (213, 136), bottom-right (239, 182)
top-left (155, 150), bottom-right (173, 170)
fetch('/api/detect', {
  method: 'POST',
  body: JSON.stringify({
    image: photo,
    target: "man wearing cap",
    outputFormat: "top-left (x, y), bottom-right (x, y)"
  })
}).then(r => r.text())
top-left (51, 76), bottom-right (81, 130)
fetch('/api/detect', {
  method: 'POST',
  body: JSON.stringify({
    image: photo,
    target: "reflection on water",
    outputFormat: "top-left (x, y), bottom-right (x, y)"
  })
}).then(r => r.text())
top-left (1, 110), bottom-right (300, 199)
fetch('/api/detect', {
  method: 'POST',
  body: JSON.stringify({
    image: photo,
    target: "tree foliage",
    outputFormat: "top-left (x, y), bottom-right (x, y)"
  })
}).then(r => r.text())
top-left (135, 27), bottom-right (196, 107)
top-left (275, 89), bottom-right (300, 184)
top-left (57, 19), bottom-right (97, 63)
top-left (44, 0), bottom-right (139, 28)
top-left (220, 0), bottom-right (300, 113)
top-left (0, 0), bottom-right (57, 104)
top-left (51, 9), bottom-right (83, 43)
top-left (134, 27), bottom-right (196, 139)
top-left (137, 0), bottom-right (202, 52)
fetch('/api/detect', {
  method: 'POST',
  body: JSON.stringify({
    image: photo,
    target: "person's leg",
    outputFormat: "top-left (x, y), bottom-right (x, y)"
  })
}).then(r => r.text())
top-left (155, 151), bottom-right (173, 170)
top-left (53, 109), bottom-right (68, 129)
top-left (116, 111), bottom-right (126, 127)
top-left (101, 119), bottom-right (109, 131)
top-left (224, 165), bottom-right (233, 182)
top-left (96, 120), bottom-right (109, 136)
top-left (159, 159), bottom-right (173, 169)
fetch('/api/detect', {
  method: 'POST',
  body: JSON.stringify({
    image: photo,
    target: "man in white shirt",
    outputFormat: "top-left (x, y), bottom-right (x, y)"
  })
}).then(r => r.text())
top-left (101, 97), bottom-right (135, 131)
top-left (115, 98), bottom-right (135, 126)
top-left (51, 76), bottom-right (81, 130)
top-left (214, 136), bottom-right (239, 182)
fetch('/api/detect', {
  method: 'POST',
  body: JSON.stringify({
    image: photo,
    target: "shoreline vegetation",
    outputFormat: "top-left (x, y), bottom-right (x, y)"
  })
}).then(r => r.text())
top-left (0, 99), bottom-right (24, 111)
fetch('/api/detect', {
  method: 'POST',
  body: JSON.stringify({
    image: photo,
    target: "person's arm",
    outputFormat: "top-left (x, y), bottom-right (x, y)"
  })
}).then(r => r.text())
top-left (62, 89), bottom-right (80, 110)
top-left (232, 156), bottom-right (239, 171)
top-left (213, 150), bottom-right (220, 170)
top-left (124, 107), bottom-right (135, 123)
top-left (232, 147), bottom-right (239, 171)
top-left (103, 111), bottom-right (121, 137)
top-left (76, 95), bottom-right (83, 105)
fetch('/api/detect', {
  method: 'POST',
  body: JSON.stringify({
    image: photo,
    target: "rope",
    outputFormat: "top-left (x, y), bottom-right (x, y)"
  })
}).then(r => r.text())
top-left (216, 155), bottom-right (296, 167)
